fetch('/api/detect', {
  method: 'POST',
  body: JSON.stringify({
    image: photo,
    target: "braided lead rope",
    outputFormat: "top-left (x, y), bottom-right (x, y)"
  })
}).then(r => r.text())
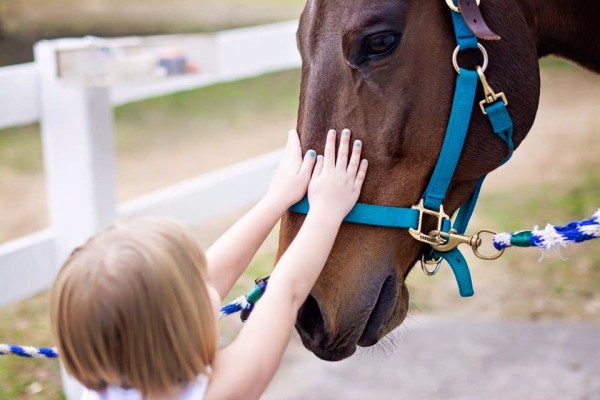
top-left (493, 209), bottom-right (600, 251)
top-left (1, 278), bottom-right (269, 359)
top-left (0, 344), bottom-right (58, 359)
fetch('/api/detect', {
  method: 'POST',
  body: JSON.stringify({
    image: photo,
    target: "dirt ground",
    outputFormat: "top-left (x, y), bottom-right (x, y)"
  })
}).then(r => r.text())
top-left (485, 68), bottom-right (600, 191)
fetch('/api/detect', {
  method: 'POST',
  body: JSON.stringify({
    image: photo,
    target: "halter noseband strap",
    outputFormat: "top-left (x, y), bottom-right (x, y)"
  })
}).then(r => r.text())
top-left (290, 0), bottom-right (514, 297)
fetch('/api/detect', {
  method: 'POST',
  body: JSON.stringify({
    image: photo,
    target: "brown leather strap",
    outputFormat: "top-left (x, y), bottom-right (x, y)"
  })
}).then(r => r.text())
top-left (458, 0), bottom-right (501, 41)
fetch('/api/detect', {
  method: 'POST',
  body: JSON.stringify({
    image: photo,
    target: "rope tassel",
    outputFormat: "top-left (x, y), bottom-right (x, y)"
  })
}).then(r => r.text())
top-left (492, 209), bottom-right (600, 252)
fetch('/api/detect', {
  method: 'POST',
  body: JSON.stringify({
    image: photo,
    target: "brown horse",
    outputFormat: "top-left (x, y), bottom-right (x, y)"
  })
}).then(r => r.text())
top-left (277, 0), bottom-right (600, 361)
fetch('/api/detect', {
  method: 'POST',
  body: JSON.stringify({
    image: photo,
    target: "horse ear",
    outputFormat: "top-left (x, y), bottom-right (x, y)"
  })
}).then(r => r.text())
top-left (458, 0), bottom-right (502, 41)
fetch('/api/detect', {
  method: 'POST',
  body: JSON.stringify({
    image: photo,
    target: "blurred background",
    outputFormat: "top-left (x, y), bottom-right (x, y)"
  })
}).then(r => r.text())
top-left (0, 0), bottom-right (598, 399)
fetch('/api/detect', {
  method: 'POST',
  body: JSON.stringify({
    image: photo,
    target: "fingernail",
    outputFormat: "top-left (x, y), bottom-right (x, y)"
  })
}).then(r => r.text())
top-left (328, 129), bottom-right (336, 136)
top-left (342, 129), bottom-right (351, 137)
top-left (317, 155), bottom-right (323, 162)
top-left (308, 150), bottom-right (316, 158)
top-left (355, 140), bottom-right (361, 147)
top-left (362, 159), bottom-right (368, 164)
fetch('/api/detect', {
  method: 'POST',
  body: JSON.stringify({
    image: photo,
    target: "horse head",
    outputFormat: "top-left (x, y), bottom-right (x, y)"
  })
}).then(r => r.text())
top-left (277, 0), bottom-right (598, 361)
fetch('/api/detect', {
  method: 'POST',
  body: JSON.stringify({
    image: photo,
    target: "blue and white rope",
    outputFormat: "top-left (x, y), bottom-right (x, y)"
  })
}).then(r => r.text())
top-left (493, 209), bottom-right (600, 251)
top-left (219, 294), bottom-right (249, 319)
top-left (2, 279), bottom-right (268, 359)
top-left (0, 344), bottom-right (58, 359)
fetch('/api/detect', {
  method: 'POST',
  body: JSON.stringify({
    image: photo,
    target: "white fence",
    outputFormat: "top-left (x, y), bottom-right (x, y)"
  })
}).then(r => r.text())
top-left (0, 20), bottom-right (301, 307)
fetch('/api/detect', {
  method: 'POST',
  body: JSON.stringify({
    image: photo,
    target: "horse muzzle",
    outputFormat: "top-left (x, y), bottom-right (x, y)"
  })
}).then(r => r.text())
top-left (295, 271), bottom-right (409, 361)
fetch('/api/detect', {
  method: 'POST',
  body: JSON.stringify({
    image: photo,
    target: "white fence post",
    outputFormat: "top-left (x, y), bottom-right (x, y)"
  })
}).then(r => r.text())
top-left (35, 40), bottom-right (117, 267)
top-left (34, 40), bottom-right (117, 400)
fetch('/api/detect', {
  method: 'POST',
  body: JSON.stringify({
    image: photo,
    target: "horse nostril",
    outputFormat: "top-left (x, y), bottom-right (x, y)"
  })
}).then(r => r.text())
top-left (358, 274), bottom-right (397, 347)
top-left (296, 294), bottom-right (325, 338)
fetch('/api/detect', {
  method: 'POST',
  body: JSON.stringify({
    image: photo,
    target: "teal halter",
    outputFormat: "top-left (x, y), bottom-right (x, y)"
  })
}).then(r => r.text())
top-left (290, 2), bottom-right (515, 297)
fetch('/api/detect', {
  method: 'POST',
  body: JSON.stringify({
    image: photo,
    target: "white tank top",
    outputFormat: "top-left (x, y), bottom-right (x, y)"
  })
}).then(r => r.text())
top-left (80, 375), bottom-right (208, 400)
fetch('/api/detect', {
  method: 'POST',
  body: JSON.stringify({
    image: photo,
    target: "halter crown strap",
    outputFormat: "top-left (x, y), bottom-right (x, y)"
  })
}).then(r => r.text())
top-left (422, 68), bottom-right (479, 211)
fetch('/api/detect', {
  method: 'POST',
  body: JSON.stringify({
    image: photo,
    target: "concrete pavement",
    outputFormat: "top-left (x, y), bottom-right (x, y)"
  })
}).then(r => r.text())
top-left (264, 316), bottom-right (600, 400)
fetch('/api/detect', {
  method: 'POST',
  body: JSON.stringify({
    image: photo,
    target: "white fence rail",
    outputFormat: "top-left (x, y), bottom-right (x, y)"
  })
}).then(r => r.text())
top-left (0, 20), bottom-right (300, 307)
top-left (0, 230), bottom-right (55, 306)
top-left (0, 63), bottom-right (39, 128)
top-left (0, 20), bottom-right (300, 130)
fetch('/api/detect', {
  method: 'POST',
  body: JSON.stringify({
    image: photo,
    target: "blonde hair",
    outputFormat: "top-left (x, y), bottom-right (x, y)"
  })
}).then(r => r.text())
top-left (50, 217), bottom-right (216, 399)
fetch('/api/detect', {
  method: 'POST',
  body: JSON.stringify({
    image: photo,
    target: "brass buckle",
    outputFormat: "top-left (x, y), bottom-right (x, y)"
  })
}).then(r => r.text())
top-left (409, 200), bottom-right (449, 245)
top-left (477, 66), bottom-right (508, 114)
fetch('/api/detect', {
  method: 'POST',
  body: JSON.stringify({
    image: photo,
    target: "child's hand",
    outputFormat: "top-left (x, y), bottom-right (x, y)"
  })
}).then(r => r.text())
top-left (267, 129), bottom-right (317, 207)
top-left (308, 129), bottom-right (368, 220)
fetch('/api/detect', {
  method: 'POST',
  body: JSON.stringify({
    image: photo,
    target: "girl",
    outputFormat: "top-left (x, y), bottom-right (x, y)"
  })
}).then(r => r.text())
top-left (51, 128), bottom-right (368, 400)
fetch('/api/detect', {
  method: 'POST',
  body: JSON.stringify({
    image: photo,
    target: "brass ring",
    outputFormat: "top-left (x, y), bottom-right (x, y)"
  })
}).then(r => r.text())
top-left (421, 254), bottom-right (442, 276)
top-left (445, 0), bottom-right (481, 13)
top-left (452, 43), bottom-right (489, 74)
top-left (472, 229), bottom-right (505, 260)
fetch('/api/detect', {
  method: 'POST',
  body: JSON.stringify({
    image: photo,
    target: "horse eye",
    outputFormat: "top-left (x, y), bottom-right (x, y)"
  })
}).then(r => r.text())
top-left (364, 33), bottom-right (399, 58)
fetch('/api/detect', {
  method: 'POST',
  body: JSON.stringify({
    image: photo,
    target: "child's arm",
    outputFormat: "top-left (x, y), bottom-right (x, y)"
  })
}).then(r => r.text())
top-left (205, 130), bottom-right (316, 299)
top-left (206, 129), bottom-right (368, 400)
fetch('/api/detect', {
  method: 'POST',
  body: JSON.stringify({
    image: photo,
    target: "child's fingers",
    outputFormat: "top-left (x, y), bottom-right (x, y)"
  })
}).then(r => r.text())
top-left (312, 155), bottom-right (324, 177)
top-left (354, 159), bottom-right (368, 189)
top-left (299, 150), bottom-right (317, 176)
top-left (347, 139), bottom-right (362, 176)
top-left (323, 129), bottom-right (337, 169)
top-left (336, 129), bottom-right (351, 170)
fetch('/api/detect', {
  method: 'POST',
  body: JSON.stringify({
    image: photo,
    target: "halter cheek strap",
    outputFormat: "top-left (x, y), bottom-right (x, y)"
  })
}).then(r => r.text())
top-left (290, 1), bottom-right (514, 297)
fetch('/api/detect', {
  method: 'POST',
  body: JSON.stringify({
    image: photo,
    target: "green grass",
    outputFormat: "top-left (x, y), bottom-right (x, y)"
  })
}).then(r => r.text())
top-left (0, 69), bottom-right (300, 176)
top-left (539, 56), bottom-right (578, 70)
top-left (0, 124), bottom-right (42, 175)
top-left (114, 69), bottom-right (300, 152)
top-left (0, 294), bottom-right (63, 400)
top-left (481, 167), bottom-right (600, 233)
top-left (480, 165), bottom-right (600, 305)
